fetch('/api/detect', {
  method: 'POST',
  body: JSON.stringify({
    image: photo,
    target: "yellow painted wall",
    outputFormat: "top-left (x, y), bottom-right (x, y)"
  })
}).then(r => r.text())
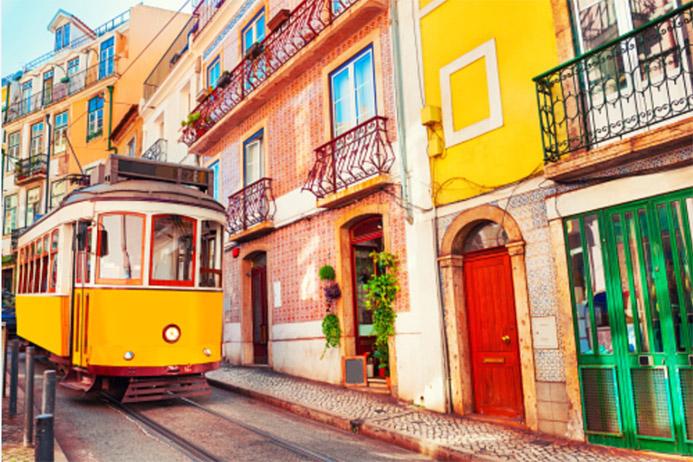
top-left (16, 295), bottom-right (70, 356)
top-left (419, 0), bottom-right (558, 205)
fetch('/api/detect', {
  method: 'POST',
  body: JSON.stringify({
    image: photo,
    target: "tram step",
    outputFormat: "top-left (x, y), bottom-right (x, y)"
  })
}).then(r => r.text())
top-left (122, 374), bottom-right (211, 403)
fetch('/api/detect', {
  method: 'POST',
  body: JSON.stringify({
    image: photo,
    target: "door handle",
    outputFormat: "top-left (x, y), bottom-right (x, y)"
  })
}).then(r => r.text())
top-left (501, 335), bottom-right (510, 344)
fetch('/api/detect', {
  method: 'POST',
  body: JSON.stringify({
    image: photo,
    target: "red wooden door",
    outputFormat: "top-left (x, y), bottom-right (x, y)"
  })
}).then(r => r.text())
top-left (251, 266), bottom-right (268, 364)
top-left (463, 248), bottom-right (524, 420)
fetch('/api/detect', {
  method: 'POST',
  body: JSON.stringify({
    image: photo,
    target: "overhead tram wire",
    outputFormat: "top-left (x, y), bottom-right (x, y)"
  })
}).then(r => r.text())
top-left (62, 0), bottom-right (193, 173)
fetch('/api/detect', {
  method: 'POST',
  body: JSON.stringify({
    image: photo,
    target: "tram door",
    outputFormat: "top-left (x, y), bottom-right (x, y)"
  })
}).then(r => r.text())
top-left (72, 221), bottom-right (91, 367)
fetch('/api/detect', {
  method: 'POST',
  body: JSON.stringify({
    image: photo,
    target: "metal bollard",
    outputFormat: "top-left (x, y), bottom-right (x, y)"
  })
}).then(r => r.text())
top-left (34, 414), bottom-right (54, 462)
top-left (41, 370), bottom-right (57, 415)
top-left (9, 339), bottom-right (19, 416)
top-left (24, 345), bottom-right (35, 447)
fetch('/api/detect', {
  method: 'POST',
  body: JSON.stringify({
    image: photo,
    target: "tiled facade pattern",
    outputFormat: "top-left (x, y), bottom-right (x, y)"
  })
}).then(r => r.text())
top-left (224, 187), bottom-right (410, 324)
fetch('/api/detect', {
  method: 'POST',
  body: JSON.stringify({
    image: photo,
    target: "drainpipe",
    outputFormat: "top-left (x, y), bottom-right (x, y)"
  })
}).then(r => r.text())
top-left (106, 85), bottom-right (117, 155)
top-left (44, 113), bottom-right (52, 213)
top-left (389, 0), bottom-right (412, 222)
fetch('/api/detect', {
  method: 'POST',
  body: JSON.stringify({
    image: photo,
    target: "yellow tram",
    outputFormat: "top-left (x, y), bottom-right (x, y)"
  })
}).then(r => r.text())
top-left (15, 156), bottom-right (226, 401)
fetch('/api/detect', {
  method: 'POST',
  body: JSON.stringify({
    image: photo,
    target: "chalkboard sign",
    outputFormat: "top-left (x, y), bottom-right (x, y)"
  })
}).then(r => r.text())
top-left (342, 356), bottom-right (367, 387)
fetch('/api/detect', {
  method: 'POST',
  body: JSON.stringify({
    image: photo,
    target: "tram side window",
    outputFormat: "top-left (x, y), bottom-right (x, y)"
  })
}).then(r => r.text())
top-left (150, 215), bottom-right (195, 286)
top-left (76, 224), bottom-right (92, 284)
top-left (48, 230), bottom-right (59, 292)
top-left (200, 221), bottom-right (222, 288)
top-left (40, 235), bottom-right (49, 292)
top-left (96, 213), bottom-right (144, 283)
top-left (32, 240), bottom-right (41, 293)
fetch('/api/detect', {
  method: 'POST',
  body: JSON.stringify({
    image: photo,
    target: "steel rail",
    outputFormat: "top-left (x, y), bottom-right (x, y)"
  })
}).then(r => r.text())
top-left (175, 395), bottom-right (337, 462)
top-left (102, 393), bottom-right (220, 462)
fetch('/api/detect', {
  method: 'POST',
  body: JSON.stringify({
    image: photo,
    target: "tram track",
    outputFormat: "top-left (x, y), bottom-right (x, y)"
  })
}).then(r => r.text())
top-left (102, 391), bottom-right (337, 462)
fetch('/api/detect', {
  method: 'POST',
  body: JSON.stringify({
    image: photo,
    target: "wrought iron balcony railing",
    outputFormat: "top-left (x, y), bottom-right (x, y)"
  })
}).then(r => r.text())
top-left (180, 0), bottom-right (360, 147)
top-left (303, 116), bottom-right (395, 199)
top-left (191, 0), bottom-right (225, 39)
top-left (10, 227), bottom-right (28, 251)
top-left (14, 154), bottom-right (48, 184)
top-left (226, 178), bottom-right (275, 235)
top-left (4, 62), bottom-right (116, 124)
top-left (534, 3), bottom-right (692, 162)
top-left (142, 138), bottom-right (168, 162)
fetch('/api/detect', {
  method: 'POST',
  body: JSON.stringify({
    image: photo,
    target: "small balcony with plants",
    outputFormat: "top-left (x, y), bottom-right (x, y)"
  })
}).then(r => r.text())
top-left (226, 177), bottom-right (276, 242)
top-left (533, 3), bottom-right (692, 179)
top-left (303, 116), bottom-right (395, 208)
top-left (180, 0), bottom-right (387, 152)
top-left (14, 154), bottom-right (48, 185)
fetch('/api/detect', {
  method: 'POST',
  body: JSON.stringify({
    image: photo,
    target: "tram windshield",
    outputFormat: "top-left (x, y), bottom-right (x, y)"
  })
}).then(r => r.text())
top-left (97, 213), bottom-right (144, 282)
top-left (150, 214), bottom-right (196, 286)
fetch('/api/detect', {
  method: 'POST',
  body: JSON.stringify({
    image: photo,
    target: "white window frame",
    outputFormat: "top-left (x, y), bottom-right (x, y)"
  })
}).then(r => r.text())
top-left (329, 47), bottom-right (377, 137)
top-left (242, 10), bottom-right (265, 54)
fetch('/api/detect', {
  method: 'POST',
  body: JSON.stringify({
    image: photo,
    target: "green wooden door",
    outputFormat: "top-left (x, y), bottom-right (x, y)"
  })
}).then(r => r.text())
top-left (565, 189), bottom-right (693, 456)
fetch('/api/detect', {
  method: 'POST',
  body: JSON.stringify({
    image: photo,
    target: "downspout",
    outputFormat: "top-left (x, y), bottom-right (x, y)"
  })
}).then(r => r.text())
top-left (106, 85), bottom-right (117, 154)
top-left (44, 113), bottom-right (52, 213)
top-left (389, 0), bottom-right (412, 222)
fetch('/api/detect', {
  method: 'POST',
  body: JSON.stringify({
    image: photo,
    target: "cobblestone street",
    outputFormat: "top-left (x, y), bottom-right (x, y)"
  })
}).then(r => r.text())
top-left (208, 367), bottom-right (679, 462)
top-left (2, 397), bottom-right (33, 462)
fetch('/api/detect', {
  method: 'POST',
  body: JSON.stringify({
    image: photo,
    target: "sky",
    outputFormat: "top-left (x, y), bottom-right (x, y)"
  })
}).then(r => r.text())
top-left (1, 0), bottom-right (193, 76)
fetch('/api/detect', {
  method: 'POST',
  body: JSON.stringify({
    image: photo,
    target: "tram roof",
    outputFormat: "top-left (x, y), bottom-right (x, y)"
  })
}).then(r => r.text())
top-left (62, 179), bottom-right (226, 213)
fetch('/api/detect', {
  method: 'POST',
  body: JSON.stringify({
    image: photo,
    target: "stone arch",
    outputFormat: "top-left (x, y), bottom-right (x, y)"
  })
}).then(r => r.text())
top-left (437, 204), bottom-right (538, 430)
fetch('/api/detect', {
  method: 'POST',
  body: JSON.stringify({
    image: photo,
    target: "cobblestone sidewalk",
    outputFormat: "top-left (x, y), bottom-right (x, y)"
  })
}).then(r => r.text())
top-left (207, 366), bottom-right (678, 462)
top-left (2, 397), bottom-right (34, 462)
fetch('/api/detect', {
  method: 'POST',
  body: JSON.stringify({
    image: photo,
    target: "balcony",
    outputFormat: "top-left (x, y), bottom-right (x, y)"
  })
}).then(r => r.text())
top-left (4, 62), bottom-right (116, 125)
top-left (534, 3), bottom-right (692, 178)
top-left (303, 116), bottom-right (394, 208)
top-left (181, 0), bottom-right (387, 151)
top-left (14, 154), bottom-right (48, 185)
top-left (10, 227), bottom-right (28, 252)
top-left (142, 139), bottom-right (168, 162)
top-left (226, 178), bottom-right (275, 242)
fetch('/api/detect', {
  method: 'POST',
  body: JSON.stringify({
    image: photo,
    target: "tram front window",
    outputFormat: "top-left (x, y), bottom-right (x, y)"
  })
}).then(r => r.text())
top-left (97, 213), bottom-right (144, 282)
top-left (150, 215), bottom-right (195, 286)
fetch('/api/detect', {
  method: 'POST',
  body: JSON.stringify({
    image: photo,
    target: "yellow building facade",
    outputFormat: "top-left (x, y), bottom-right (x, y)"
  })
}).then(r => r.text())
top-left (419, 0), bottom-right (558, 205)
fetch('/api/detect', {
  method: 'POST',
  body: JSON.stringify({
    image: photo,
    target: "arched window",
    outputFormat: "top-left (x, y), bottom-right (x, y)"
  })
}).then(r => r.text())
top-left (463, 220), bottom-right (508, 253)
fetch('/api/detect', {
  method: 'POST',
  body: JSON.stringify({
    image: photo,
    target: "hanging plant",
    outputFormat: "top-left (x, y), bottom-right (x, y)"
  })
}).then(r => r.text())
top-left (321, 313), bottom-right (341, 359)
top-left (318, 264), bottom-right (336, 281)
top-left (363, 251), bottom-right (399, 375)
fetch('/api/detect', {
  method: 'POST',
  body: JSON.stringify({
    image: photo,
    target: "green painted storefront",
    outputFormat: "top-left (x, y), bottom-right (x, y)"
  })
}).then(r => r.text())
top-left (564, 188), bottom-right (692, 456)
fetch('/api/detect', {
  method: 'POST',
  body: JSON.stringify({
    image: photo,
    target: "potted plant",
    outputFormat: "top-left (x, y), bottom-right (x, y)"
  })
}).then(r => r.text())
top-left (319, 264), bottom-right (342, 359)
top-left (245, 42), bottom-right (264, 60)
top-left (216, 70), bottom-right (232, 88)
top-left (181, 111), bottom-right (201, 127)
top-left (373, 348), bottom-right (388, 378)
top-left (60, 76), bottom-right (70, 84)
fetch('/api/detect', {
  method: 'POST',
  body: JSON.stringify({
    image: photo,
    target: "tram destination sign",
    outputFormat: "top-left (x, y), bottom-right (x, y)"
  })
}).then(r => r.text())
top-left (105, 155), bottom-right (213, 193)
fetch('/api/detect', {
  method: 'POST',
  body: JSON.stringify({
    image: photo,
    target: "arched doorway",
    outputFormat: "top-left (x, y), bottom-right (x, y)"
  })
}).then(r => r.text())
top-left (350, 216), bottom-right (384, 358)
top-left (462, 221), bottom-right (524, 420)
top-left (438, 204), bottom-right (537, 429)
top-left (247, 251), bottom-right (268, 364)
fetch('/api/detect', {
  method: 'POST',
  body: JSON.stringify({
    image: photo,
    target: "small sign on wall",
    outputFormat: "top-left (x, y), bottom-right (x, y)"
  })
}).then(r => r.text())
top-left (273, 281), bottom-right (282, 308)
top-left (532, 316), bottom-right (558, 349)
top-left (342, 356), bottom-right (367, 387)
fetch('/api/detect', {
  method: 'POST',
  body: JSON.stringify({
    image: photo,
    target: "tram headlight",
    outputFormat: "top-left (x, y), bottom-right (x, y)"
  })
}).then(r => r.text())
top-left (123, 351), bottom-right (135, 361)
top-left (163, 324), bottom-right (181, 343)
top-left (203, 347), bottom-right (212, 357)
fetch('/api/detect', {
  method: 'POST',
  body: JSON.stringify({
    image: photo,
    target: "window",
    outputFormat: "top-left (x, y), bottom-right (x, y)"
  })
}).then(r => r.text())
top-left (6, 132), bottom-right (20, 172)
top-left (67, 58), bottom-right (80, 76)
top-left (3, 195), bottom-right (17, 235)
top-left (200, 221), bottom-right (222, 288)
top-left (209, 161), bottom-right (220, 200)
top-left (127, 137), bottom-right (136, 157)
top-left (207, 57), bottom-right (221, 89)
top-left (48, 230), bottom-right (59, 292)
top-left (22, 80), bottom-right (32, 114)
top-left (87, 95), bottom-right (104, 139)
top-left (150, 215), bottom-right (196, 286)
top-left (26, 187), bottom-right (41, 227)
top-left (54, 111), bottom-right (68, 153)
top-left (75, 221), bottom-right (91, 284)
top-left (330, 47), bottom-right (376, 136)
top-left (96, 213), bottom-right (144, 283)
top-left (42, 70), bottom-right (54, 105)
top-left (99, 37), bottom-right (115, 79)
top-left (242, 9), bottom-right (265, 55)
top-left (40, 234), bottom-right (49, 292)
top-left (30, 122), bottom-right (45, 156)
top-left (50, 180), bottom-right (67, 210)
top-left (243, 130), bottom-right (263, 186)
top-left (55, 23), bottom-right (70, 51)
